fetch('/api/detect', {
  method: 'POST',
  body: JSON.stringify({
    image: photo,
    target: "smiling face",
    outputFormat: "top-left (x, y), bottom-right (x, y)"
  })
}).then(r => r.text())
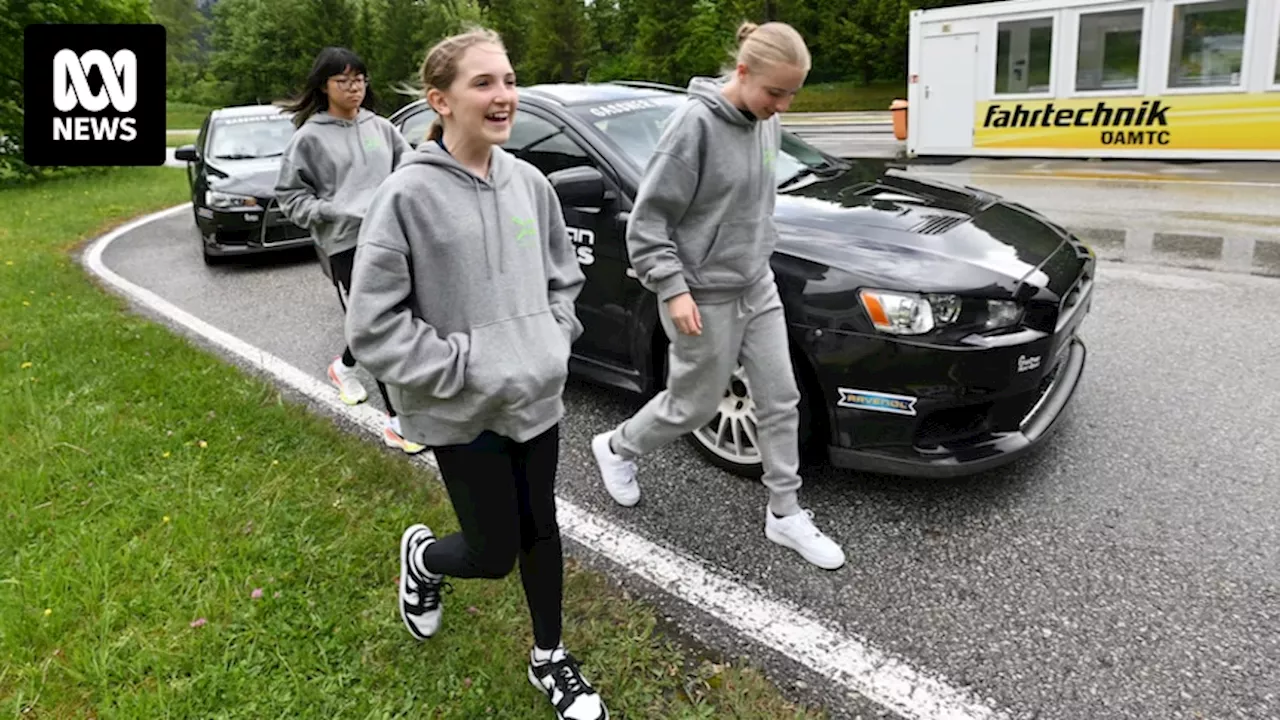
top-left (427, 43), bottom-right (518, 147)
top-left (324, 65), bottom-right (366, 115)
top-left (735, 61), bottom-right (807, 120)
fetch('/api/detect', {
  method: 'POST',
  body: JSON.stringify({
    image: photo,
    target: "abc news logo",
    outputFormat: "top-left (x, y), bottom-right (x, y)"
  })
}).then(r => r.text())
top-left (24, 24), bottom-right (166, 167)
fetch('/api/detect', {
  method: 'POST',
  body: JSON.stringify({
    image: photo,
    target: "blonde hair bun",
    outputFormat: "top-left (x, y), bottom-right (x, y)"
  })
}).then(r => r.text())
top-left (734, 21), bottom-right (811, 73)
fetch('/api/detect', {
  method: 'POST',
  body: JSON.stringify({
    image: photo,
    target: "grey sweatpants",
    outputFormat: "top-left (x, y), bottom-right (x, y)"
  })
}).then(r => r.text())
top-left (611, 276), bottom-right (803, 516)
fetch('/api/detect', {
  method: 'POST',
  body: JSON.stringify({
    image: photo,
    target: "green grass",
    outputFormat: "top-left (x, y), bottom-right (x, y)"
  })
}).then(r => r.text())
top-left (0, 167), bottom-right (826, 719)
top-left (166, 131), bottom-right (199, 148)
top-left (166, 101), bottom-right (212, 130)
top-left (790, 80), bottom-right (905, 112)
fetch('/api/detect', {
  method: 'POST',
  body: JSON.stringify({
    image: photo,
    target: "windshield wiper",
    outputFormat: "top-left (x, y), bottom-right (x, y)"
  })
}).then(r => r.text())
top-left (211, 153), bottom-right (259, 160)
top-left (778, 159), bottom-right (848, 189)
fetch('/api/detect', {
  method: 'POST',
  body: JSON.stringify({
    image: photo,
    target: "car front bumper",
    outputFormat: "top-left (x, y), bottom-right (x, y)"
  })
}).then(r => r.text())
top-left (197, 204), bottom-right (311, 256)
top-left (826, 335), bottom-right (1086, 478)
top-left (815, 274), bottom-right (1093, 479)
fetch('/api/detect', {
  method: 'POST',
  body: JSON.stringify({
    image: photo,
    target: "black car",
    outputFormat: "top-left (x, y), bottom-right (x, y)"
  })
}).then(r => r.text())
top-left (388, 82), bottom-right (1094, 479)
top-left (174, 104), bottom-right (312, 265)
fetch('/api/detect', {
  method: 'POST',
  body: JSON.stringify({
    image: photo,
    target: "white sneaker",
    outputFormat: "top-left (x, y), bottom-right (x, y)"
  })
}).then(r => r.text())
top-left (591, 431), bottom-right (639, 507)
top-left (528, 645), bottom-right (609, 720)
top-left (765, 508), bottom-right (846, 570)
top-left (327, 357), bottom-right (368, 405)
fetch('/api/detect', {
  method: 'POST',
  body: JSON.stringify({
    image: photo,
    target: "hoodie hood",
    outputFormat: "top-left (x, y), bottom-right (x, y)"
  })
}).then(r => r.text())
top-left (303, 108), bottom-right (382, 165)
top-left (687, 76), bottom-right (756, 127)
top-left (398, 142), bottom-right (518, 276)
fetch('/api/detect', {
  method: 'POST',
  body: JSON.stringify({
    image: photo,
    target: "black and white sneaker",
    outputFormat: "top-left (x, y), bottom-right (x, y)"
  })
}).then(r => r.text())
top-left (527, 646), bottom-right (609, 720)
top-left (398, 524), bottom-right (449, 640)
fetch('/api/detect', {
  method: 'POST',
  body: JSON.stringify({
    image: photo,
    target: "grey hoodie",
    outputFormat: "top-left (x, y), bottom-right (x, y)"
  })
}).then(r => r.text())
top-left (343, 142), bottom-right (585, 446)
top-left (274, 108), bottom-right (412, 257)
top-left (626, 76), bottom-right (782, 305)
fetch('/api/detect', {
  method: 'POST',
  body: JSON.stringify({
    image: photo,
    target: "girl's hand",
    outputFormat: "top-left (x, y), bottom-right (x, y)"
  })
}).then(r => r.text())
top-left (666, 293), bottom-right (702, 336)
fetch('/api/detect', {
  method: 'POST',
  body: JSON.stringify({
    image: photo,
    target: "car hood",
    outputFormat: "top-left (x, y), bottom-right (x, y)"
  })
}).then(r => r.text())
top-left (205, 156), bottom-right (283, 199)
top-left (773, 164), bottom-right (1085, 299)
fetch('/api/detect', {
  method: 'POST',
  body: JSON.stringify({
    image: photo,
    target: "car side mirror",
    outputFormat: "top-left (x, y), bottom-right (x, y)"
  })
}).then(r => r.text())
top-left (548, 165), bottom-right (608, 207)
top-left (174, 144), bottom-right (199, 162)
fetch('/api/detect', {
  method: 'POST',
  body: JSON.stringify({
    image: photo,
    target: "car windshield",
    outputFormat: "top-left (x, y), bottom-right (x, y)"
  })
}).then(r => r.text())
top-left (207, 114), bottom-right (295, 160)
top-left (572, 94), bottom-right (836, 186)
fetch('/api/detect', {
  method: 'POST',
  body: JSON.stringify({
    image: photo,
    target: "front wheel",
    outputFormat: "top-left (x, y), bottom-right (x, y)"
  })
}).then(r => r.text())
top-left (682, 363), bottom-right (815, 480)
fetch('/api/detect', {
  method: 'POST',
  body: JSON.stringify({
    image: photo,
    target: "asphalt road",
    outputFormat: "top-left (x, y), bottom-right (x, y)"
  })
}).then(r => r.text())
top-left (102, 204), bottom-right (1279, 719)
top-left (784, 120), bottom-right (904, 160)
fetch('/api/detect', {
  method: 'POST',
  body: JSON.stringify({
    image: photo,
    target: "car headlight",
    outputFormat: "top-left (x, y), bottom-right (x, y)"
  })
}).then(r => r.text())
top-left (858, 289), bottom-right (1022, 336)
top-left (206, 190), bottom-right (258, 210)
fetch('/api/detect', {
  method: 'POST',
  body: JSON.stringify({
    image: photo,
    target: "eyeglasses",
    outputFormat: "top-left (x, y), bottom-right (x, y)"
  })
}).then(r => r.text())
top-left (331, 75), bottom-right (368, 89)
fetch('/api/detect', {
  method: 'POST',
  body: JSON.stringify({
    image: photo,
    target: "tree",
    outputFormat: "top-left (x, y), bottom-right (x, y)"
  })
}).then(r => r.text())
top-left (631, 0), bottom-right (689, 84)
top-left (522, 0), bottom-right (594, 83)
top-left (152, 0), bottom-right (209, 100)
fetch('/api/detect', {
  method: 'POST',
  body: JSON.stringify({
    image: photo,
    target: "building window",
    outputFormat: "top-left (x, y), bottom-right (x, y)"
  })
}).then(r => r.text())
top-left (995, 17), bottom-right (1054, 94)
top-left (1076, 8), bottom-right (1145, 91)
top-left (1272, 16), bottom-right (1280, 84)
top-left (1169, 0), bottom-right (1248, 88)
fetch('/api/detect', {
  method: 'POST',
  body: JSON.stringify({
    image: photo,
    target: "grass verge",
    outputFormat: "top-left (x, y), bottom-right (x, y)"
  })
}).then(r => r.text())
top-left (0, 167), bottom-right (825, 719)
top-left (166, 101), bottom-right (213, 130)
top-left (791, 80), bottom-right (905, 113)
top-left (166, 131), bottom-right (200, 148)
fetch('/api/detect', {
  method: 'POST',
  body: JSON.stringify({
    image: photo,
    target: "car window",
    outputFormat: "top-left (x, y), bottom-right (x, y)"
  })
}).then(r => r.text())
top-left (400, 107), bottom-right (436, 148)
top-left (573, 95), bottom-right (831, 184)
top-left (206, 115), bottom-right (295, 160)
top-left (398, 107), bottom-right (593, 178)
top-left (503, 112), bottom-right (593, 176)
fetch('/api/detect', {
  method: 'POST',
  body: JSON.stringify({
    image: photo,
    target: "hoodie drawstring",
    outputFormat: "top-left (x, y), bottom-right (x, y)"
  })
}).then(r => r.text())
top-left (356, 116), bottom-right (367, 165)
top-left (474, 178), bottom-right (493, 279)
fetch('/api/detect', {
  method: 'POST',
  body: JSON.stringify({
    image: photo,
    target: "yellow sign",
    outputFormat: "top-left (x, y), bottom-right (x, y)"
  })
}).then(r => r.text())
top-left (973, 93), bottom-right (1280, 150)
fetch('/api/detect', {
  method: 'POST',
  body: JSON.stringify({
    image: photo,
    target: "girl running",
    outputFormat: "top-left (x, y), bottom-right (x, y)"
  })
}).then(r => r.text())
top-left (274, 46), bottom-right (422, 454)
top-left (342, 28), bottom-right (608, 720)
top-left (590, 22), bottom-right (847, 571)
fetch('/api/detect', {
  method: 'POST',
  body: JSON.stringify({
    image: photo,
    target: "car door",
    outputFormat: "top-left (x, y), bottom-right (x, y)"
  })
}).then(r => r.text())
top-left (188, 114), bottom-right (210, 194)
top-left (501, 109), bottom-right (633, 369)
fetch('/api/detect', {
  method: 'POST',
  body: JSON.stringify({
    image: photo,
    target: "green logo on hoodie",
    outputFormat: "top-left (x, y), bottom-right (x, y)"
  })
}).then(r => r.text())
top-left (763, 146), bottom-right (777, 173)
top-left (363, 135), bottom-right (382, 151)
top-left (513, 217), bottom-right (538, 247)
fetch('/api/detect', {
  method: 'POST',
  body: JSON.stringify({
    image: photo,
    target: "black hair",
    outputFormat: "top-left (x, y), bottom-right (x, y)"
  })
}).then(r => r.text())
top-left (278, 47), bottom-right (377, 128)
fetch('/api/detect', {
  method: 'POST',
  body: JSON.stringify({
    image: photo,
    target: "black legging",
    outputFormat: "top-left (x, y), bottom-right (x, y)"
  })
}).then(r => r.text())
top-left (329, 248), bottom-right (396, 416)
top-left (422, 425), bottom-right (563, 649)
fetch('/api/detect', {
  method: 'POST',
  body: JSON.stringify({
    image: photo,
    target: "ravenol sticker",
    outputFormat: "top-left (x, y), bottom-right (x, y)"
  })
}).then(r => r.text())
top-left (836, 388), bottom-right (918, 416)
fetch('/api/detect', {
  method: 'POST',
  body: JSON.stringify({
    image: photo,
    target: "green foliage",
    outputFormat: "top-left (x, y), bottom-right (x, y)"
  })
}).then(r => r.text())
top-left (3, 0), bottom-right (1004, 180)
top-left (0, 0), bottom-right (153, 183)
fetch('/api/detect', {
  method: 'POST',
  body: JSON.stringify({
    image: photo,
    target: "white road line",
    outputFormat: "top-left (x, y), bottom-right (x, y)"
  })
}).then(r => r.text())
top-left (83, 203), bottom-right (1011, 720)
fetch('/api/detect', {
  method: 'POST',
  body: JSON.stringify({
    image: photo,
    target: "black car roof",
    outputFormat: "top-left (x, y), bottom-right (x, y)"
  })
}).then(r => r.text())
top-left (388, 81), bottom-right (684, 125)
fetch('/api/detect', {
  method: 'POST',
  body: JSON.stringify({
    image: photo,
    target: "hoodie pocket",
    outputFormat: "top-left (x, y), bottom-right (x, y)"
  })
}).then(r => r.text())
top-left (463, 309), bottom-right (571, 414)
top-left (690, 219), bottom-right (769, 287)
